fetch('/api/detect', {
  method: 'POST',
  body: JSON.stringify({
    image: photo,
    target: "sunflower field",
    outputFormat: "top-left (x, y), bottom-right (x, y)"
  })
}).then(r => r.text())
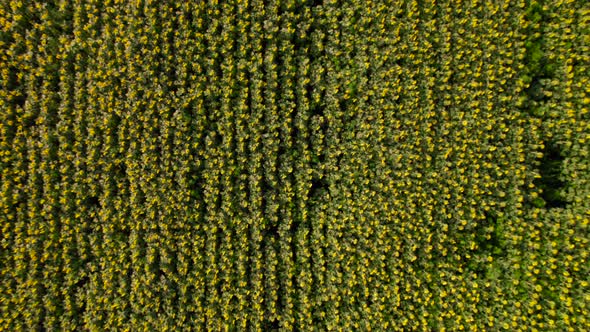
top-left (0, 0), bottom-right (588, 330)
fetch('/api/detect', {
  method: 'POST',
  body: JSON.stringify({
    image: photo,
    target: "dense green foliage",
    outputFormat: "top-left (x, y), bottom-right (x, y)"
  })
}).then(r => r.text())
top-left (1, 0), bottom-right (588, 330)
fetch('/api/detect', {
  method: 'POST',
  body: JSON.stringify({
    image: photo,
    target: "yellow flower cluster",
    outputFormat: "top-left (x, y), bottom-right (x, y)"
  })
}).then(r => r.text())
top-left (0, 0), bottom-right (587, 331)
